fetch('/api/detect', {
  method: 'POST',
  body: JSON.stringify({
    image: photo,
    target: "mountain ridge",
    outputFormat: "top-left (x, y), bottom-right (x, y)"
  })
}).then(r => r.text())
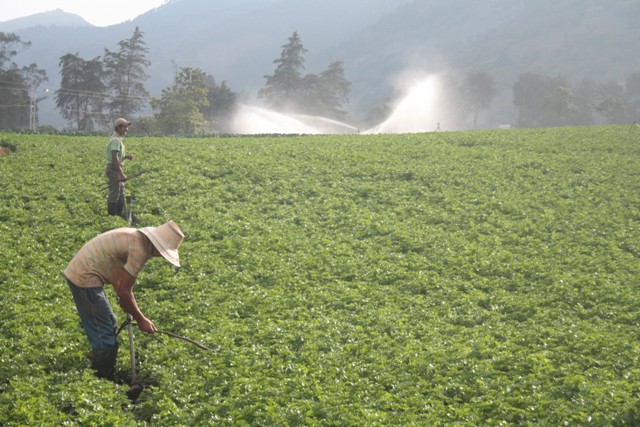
top-left (0, 9), bottom-right (91, 32)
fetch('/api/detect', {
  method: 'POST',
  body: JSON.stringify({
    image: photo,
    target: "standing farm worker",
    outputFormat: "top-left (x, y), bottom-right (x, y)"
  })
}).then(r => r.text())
top-left (64, 220), bottom-right (184, 381)
top-left (106, 117), bottom-right (133, 217)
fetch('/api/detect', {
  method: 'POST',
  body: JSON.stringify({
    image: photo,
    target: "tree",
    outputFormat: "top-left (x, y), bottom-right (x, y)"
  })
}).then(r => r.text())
top-left (259, 31), bottom-right (307, 111)
top-left (260, 33), bottom-right (352, 120)
top-left (625, 71), bottom-right (640, 120)
top-left (296, 61), bottom-right (351, 119)
top-left (152, 67), bottom-right (209, 135)
top-left (0, 32), bottom-right (47, 131)
top-left (0, 32), bottom-right (29, 69)
top-left (595, 96), bottom-right (633, 124)
top-left (512, 73), bottom-right (567, 128)
top-left (0, 67), bottom-right (27, 130)
top-left (56, 53), bottom-right (106, 131)
top-left (461, 71), bottom-right (496, 127)
top-left (103, 27), bottom-right (150, 120)
top-left (540, 87), bottom-right (579, 127)
top-left (316, 61), bottom-right (351, 120)
top-left (22, 63), bottom-right (49, 130)
top-left (572, 79), bottom-right (599, 125)
top-left (593, 81), bottom-right (633, 124)
top-left (203, 75), bottom-right (237, 133)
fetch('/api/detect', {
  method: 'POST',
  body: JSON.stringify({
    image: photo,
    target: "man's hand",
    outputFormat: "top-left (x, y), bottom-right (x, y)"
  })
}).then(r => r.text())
top-left (138, 316), bottom-right (157, 334)
top-left (125, 154), bottom-right (134, 161)
top-left (112, 269), bottom-right (154, 333)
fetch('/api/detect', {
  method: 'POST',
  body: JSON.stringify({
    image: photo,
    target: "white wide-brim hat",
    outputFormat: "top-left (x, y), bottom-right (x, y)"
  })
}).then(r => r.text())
top-left (139, 220), bottom-right (184, 267)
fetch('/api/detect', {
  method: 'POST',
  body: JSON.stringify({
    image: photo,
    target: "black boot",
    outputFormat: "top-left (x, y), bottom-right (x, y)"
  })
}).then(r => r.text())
top-left (107, 202), bottom-right (118, 216)
top-left (91, 347), bottom-right (118, 381)
top-left (115, 197), bottom-right (126, 219)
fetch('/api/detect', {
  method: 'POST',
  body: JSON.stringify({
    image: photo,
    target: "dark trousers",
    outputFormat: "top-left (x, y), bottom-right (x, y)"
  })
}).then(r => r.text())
top-left (106, 164), bottom-right (125, 216)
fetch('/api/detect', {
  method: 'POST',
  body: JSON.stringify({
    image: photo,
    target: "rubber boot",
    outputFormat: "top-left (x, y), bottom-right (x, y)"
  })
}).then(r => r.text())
top-left (91, 347), bottom-right (118, 382)
top-left (115, 197), bottom-right (126, 219)
top-left (107, 202), bottom-right (118, 216)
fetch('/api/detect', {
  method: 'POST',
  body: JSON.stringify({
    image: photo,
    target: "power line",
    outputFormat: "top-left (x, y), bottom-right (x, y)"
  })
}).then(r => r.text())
top-left (0, 78), bottom-right (150, 102)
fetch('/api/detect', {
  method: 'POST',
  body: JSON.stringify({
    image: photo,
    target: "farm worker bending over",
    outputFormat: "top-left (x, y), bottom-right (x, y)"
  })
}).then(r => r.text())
top-left (106, 117), bottom-right (134, 218)
top-left (64, 220), bottom-right (184, 381)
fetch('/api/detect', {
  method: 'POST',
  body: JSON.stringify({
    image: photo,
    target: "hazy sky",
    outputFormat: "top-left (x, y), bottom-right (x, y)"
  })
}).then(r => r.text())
top-left (0, 0), bottom-right (168, 27)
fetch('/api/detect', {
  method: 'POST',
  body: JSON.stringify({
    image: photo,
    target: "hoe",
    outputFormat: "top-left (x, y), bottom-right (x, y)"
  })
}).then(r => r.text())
top-left (115, 178), bottom-right (213, 402)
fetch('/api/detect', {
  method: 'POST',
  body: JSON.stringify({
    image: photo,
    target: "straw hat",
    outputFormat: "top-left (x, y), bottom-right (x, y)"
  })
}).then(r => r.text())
top-left (139, 220), bottom-right (184, 267)
top-left (114, 117), bottom-right (131, 127)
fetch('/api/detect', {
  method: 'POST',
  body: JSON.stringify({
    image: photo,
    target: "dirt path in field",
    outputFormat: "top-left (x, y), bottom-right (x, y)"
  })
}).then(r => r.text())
top-left (0, 146), bottom-right (10, 156)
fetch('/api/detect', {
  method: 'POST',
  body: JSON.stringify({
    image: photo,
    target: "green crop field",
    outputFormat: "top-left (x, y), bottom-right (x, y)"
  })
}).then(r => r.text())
top-left (1, 126), bottom-right (640, 426)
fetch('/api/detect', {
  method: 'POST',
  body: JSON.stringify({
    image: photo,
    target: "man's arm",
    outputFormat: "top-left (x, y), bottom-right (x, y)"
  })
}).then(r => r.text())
top-left (111, 150), bottom-right (127, 182)
top-left (112, 270), bottom-right (156, 334)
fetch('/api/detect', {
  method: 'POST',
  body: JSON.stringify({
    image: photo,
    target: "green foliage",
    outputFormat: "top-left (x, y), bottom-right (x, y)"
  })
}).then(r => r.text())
top-left (151, 68), bottom-right (240, 136)
top-left (56, 53), bottom-right (106, 132)
top-left (259, 31), bottom-right (307, 112)
top-left (1, 126), bottom-right (640, 425)
top-left (0, 32), bottom-right (48, 132)
top-left (260, 32), bottom-right (351, 120)
top-left (103, 27), bottom-right (151, 120)
top-left (152, 67), bottom-right (210, 135)
top-left (462, 71), bottom-right (497, 127)
top-left (513, 72), bottom-right (640, 127)
top-left (203, 76), bottom-right (237, 134)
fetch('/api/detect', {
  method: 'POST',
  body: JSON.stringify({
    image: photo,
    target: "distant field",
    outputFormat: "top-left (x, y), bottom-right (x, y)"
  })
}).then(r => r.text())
top-left (1, 126), bottom-right (639, 425)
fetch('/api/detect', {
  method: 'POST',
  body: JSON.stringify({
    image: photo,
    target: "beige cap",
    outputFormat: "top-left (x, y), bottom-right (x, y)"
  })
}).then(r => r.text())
top-left (139, 220), bottom-right (184, 267)
top-left (115, 118), bottom-right (131, 127)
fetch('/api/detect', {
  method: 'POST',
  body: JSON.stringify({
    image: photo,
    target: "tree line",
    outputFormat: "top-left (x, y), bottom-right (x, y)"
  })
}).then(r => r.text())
top-left (512, 72), bottom-right (640, 127)
top-left (0, 28), bottom-right (639, 134)
top-left (0, 33), bottom-right (48, 130)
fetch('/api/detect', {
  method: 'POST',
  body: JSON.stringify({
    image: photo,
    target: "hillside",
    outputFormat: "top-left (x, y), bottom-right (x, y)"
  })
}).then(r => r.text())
top-left (0, 9), bottom-right (90, 32)
top-left (334, 0), bottom-right (640, 123)
top-left (1, 0), bottom-right (639, 128)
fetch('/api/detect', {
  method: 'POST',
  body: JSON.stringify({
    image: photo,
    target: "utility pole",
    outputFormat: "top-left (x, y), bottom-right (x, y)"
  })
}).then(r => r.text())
top-left (29, 84), bottom-right (36, 131)
top-left (29, 85), bottom-right (49, 131)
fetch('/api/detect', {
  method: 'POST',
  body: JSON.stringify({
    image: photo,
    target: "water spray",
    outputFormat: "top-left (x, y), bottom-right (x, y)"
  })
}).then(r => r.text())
top-left (231, 75), bottom-right (446, 135)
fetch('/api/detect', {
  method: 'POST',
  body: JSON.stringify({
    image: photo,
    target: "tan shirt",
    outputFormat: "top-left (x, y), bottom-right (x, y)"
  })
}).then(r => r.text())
top-left (64, 228), bottom-right (153, 288)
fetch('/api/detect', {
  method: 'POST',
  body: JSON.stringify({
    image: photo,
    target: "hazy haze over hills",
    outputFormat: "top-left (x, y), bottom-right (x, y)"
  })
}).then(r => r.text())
top-left (1, 0), bottom-right (638, 129)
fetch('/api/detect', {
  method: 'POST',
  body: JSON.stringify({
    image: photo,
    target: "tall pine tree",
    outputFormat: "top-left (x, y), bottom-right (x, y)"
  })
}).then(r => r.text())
top-left (260, 32), bottom-right (351, 119)
top-left (103, 27), bottom-right (150, 121)
top-left (259, 31), bottom-right (307, 112)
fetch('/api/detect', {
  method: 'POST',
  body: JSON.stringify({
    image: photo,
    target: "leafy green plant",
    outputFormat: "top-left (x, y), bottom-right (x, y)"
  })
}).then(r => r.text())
top-left (1, 126), bottom-right (639, 425)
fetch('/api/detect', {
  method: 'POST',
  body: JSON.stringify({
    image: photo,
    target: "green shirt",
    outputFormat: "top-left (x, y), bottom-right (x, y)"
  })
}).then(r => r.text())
top-left (106, 132), bottom-right (125, 164)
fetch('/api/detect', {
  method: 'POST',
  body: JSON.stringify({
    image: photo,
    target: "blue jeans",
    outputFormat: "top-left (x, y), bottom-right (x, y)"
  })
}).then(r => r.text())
top-left (67, 279), bottom-right (118, 350)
